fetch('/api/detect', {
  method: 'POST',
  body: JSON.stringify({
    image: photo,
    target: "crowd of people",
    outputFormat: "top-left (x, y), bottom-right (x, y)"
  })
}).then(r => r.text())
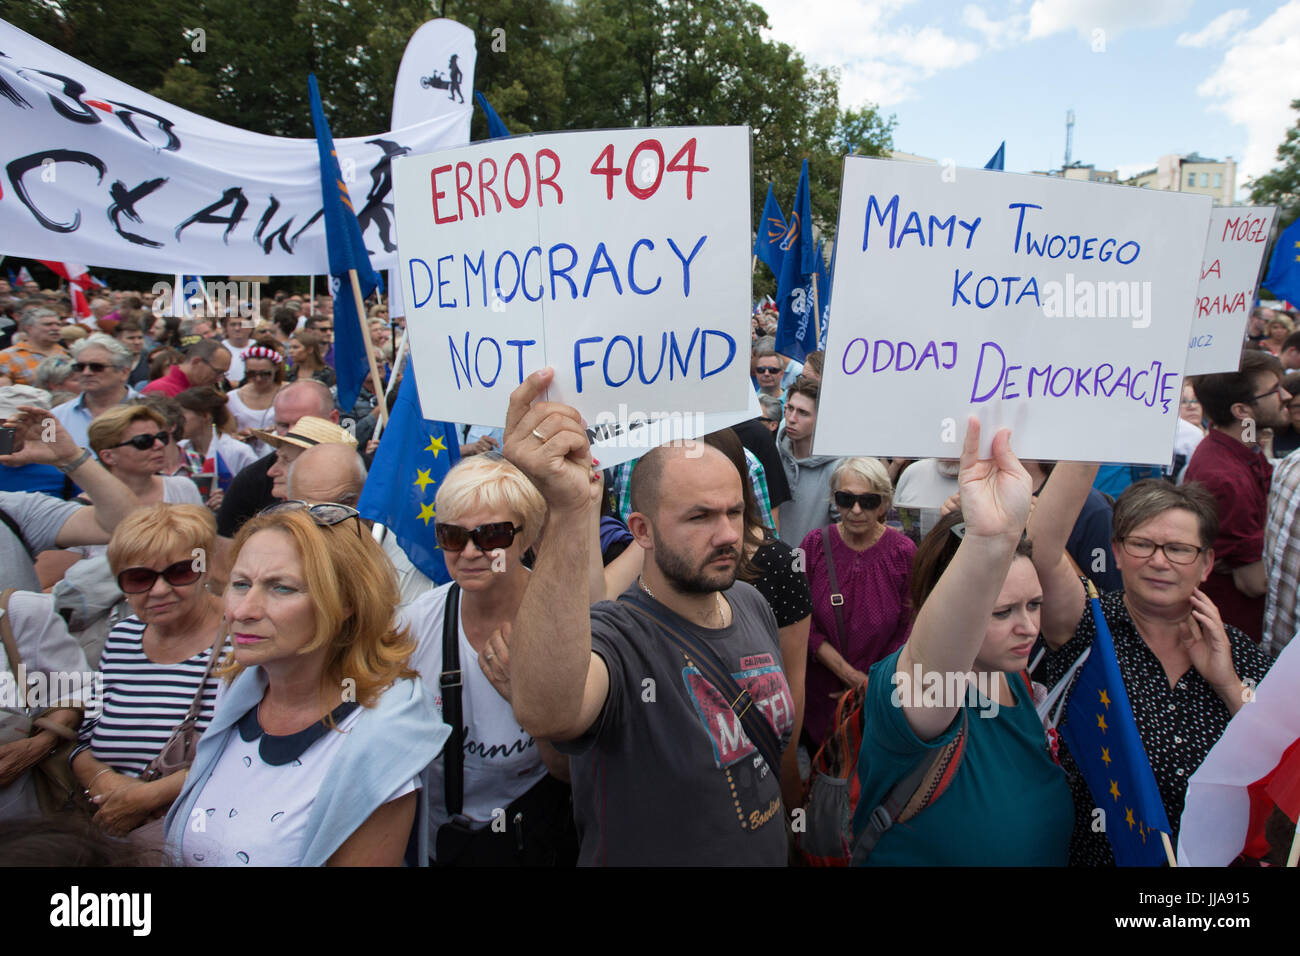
top-left (0, 278), bottom-right (1296, 868)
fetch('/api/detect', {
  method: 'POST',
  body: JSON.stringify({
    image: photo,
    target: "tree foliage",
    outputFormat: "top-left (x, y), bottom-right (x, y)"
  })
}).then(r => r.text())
top-left (1250, 98), bottom-right (1300, 228)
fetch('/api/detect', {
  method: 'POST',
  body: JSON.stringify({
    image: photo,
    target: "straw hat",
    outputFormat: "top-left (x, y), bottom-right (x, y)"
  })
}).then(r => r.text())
top-left (251, 416), bottom-right (356, 451)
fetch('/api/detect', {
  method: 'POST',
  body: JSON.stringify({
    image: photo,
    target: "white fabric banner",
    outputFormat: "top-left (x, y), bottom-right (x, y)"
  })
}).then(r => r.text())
top-left (0, 19), bottom-right (474, 276)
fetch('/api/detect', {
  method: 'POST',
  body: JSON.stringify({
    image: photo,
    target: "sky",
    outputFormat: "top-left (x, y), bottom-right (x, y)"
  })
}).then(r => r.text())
top-left (754, 0), bottom-right (1300, 199)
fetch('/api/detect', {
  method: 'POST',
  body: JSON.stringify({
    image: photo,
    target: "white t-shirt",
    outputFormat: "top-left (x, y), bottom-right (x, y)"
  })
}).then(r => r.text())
top-left (402, 583), bottom-right (546, 853)
top-left (0, 592), bottom-right (93, 821)
top-left (220, 339), bottom-right (249, 387)
top-left (179, 703), bottom-right (416, 866)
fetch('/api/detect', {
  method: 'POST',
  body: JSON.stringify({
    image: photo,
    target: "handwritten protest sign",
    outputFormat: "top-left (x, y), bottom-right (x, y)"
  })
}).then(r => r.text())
top-left (392, 127), bottom-right (753, 434)
top-left (815, 158), bottom-right (1213, 464)
top-left (1184, 206), bottom-right (1277, 375)
top-left (580, 388), bottom-right (763, 469)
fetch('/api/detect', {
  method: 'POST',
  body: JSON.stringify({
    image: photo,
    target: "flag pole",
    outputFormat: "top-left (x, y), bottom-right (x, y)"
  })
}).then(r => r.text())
top-left (1288, 824), bottom-right (1300, 867)
top-left (369, 331), bottom-right (409, 445)
top-left (309, 274), bottom-right (315, 314)
top-left (1161, 831), bottom-right (1176, 867)
top-left (349, 268), bottom-right (388, 427)
top-left (811, 272), bottom-right (822, 350)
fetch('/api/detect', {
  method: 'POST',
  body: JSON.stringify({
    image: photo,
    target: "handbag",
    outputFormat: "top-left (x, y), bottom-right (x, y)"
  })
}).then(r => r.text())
top-left (433, 585), bottom-right (578, 866)
top-left (0, 588), bottom-right (86, 816)
top-left (138, 629), bottom-right (227, 782)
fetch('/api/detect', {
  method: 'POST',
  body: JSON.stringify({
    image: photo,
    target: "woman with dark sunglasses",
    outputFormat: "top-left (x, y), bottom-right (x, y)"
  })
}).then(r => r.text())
top-left (400, 454), bottom-right (577, 866)
top-left (799, 456), bottom-right (915, 749)
top-left (227, 346), bottom-right (282, 457)
top-left (71, 504), bottom-right (228, 837)
top-left (84, 405), bottom-right (203, 510)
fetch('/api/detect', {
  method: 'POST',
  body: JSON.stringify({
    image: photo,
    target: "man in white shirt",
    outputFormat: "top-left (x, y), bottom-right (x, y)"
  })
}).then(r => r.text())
top-left (52, 335), bottom-right (140, 450)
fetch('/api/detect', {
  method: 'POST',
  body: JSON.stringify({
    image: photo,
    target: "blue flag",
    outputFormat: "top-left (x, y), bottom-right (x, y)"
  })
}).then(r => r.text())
top-left (474, 91), bottom-right (511, 140)
top-left (1262, 217), bottom-right (1300, 308)
top-left (1059, 588), bottom-right (1172, 865)
top-left (984, 141), bottom-right (1006, 170)
top-left (774, 160), bottom-right (819, 362)
top-left (814, 237), bottom-right (831, 353)
top-left (357, 371), bottom-right (462, 586)
top-left (308, 73), bottom-right (383, 414)
top-left (753, 183), bottom-right (787, 278)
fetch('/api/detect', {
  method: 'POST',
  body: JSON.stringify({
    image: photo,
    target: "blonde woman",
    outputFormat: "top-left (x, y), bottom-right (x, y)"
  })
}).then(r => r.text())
top-left (86, 405), bottom-right (202, 507)
top-left (164, 504), bottom-right (447, 866)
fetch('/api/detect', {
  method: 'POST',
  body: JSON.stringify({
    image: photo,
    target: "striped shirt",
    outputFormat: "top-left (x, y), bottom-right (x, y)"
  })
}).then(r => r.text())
top-left (1264, 451), bottom-right (1300, 655)
top-left (73, 617), bottom-right (224, 777)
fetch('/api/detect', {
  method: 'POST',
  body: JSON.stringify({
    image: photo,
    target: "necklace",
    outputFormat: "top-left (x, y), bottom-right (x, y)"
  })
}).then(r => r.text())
top-left (639, 576), bottom-right (728, 627)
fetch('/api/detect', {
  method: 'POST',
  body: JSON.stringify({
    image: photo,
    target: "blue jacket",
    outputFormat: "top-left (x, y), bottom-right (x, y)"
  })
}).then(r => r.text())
top-left (164, 667), bottom-right (448, 866)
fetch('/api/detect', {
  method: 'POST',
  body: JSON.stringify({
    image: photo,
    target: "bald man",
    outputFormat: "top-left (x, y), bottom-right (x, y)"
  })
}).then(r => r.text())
top-left (501, 369), bottom-right (793, 866)
top-left (286, 442), bottom-right (367, 506)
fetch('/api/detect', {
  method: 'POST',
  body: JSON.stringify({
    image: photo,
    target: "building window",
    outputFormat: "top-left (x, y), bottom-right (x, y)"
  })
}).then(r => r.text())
top-left (1200, 172), bottom-right (1208, 187)
top-left (1187, 173), bottom-right (1195, 188)
top-left (1214, 173), bottom-right (1222, 188)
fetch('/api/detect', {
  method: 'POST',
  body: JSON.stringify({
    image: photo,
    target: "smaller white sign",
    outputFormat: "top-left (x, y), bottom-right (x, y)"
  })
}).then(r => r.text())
top-left (1184, 206), bottom-right (1278, 375)
top-left (585, 389), bottom-right (763, 469)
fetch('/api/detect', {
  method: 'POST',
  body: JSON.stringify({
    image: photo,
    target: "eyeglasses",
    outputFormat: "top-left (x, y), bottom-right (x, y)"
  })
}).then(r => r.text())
top-left (72, 361), bottom-right (111, 373)
top-left (261, 500), bottom-right (364, 539)
top-left (435, 521), bottom-right (523, 552)
top-left (1118, 536), bottom-right (1206, 565)
top-left (117, 559), bottom-right (202, 594)
top-left (108, 431), bottom-right (171, 451)
top-left (755, 365), bottom-right (781, 374)
top-left (1251, 382), bottom-right (1287, 402)
top-left (834, 491), bottom-right (883, 512)
top-left (246, 369), bottom-right (275, 380)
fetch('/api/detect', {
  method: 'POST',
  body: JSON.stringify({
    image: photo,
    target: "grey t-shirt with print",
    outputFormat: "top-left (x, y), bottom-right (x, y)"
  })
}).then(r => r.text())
top-left (556, 580), bottom-right (794, 866)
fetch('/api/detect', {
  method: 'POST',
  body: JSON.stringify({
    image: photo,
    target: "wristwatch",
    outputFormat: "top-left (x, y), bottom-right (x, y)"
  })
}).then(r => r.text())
top-left (55, 448), bottom-right (93, 475)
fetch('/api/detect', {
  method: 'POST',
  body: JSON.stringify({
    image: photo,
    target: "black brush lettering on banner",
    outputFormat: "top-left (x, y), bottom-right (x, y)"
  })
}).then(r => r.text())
top-left (253, 196), bottom-right (323, 254)
top-left (6, 148), bottom-right (105, 232)
top-left (175, 186), bottom-right (249, 243)
top-left (108, 177), bottom-right (167, 247)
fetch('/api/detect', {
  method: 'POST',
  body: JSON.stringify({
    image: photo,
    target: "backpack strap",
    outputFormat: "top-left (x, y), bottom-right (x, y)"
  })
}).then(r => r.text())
top-left (439, 583), bottom-right (465, 818)
top-left (621, 594), bottom-right (784, 775)
top-left (850, 706), bottom-right (969, 866)
top-left (819, 526), bottom-right (847, 648)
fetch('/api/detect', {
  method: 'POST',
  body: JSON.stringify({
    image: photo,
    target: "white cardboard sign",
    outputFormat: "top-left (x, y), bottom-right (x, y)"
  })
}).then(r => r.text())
top-left (815, 158), bottom-right (1213, 464)
top-left (392, 127), bottom-right (753, 430)
top-left (1184, 206), bottom-right (1277, 375)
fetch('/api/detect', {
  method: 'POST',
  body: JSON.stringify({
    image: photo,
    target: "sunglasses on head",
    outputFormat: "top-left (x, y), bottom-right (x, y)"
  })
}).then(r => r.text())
top-left (261, 500), bottom-right (364, 538)
top-left (435, 521), bottom-right (523, 552)
top-left (72, 361), bottom-right (111, 373)
top-left (117, 559), bottom-right (202, 594)
top-left (755, 365), bottom-right (781, 374)
top-left (109, 430), bottom-right (171, 451)
top-left (834, 491), bottom-right (883, 512)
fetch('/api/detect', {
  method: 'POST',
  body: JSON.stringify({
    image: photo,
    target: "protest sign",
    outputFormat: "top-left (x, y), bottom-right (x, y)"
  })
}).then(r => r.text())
top-left (0, 19), bottom-right (472, 274)
top-left (815, 158), bottom-right (1213, 464)
top-left (392, 127), bottom-right (753, 430)
top-left (1184, 206), bottom-right (1277, 375)
top-left (584, 387), bottom-right (763, 469)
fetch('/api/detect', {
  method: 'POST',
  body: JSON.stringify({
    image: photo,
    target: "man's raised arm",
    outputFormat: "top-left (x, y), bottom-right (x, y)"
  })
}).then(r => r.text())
top-left (502, 369), bottom-right (609, 741)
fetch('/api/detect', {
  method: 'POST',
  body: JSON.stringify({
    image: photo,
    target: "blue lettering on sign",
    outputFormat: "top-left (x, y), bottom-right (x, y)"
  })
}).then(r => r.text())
top-left (863, 194), bottom-right (981, 251)
top-left (1008, 201), bottom-right (1141, 265)
top-left (968, 343), bottom-right (1181, 413)
top-left (408, 257), bottom-right (433, 309)
top-left (448, 333), bottom-right (538, 389)
top-left (436, 254), bottom-right (456, 308)
top-left (840, 338), bottom-right (957, 375)
top-left (573, 329), bottom-right (735, 393)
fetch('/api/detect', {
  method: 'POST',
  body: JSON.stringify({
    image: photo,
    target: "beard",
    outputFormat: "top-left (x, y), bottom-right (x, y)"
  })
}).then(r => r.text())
top-left (652, 533), bottom-right (739, 594)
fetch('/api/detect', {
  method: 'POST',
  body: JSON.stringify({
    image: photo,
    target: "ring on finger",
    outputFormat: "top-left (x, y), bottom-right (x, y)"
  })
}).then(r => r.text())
top-left (531, 428), bottom-right (546, 442)
top-left (485, 652), bottom-right (495, 662)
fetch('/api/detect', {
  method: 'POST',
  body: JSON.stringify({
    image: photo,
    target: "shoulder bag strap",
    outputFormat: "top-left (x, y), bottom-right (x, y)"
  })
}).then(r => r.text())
top-left (182, 628), bottom-right (229, 724)
top-left (620, 595), bottom-right (783, 775)
top-left (850, 706), bottom-right (969, 866)
top-left (819, 525), bottom-right (847, 647)
top-left (439, 584), bottom-right (465, 817)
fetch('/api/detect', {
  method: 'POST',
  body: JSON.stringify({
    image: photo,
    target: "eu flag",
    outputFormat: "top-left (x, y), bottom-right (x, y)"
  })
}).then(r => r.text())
top-left (775, 160), bottom-right (818, 362)
top-left (1059, 582), bottom-right (1172, 865)
top-left (753, 183), bottom-right (786, 279)
top-left (474, 91), bottom-right (512, 140)
top-left (1262, 217), bottom-right (1300, 307)
top-left (308, 73), bottom-right (383, 414)
top-left (357, 370), bottom-right (461, 585)
top-left (984, 141), bottom-right (1006, 171)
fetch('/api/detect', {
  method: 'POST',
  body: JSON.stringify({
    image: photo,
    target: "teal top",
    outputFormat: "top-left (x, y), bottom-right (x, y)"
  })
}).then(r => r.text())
top-left (851, 648), bottom-right (1073, 866)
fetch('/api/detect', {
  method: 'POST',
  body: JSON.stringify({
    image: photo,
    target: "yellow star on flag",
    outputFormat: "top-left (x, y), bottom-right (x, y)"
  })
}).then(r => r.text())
top-left (425, 435), bottom-right (447, 457)
top-left (413, 469), bottom-right (434, 494)
top-left (1124, 807), bottom-right (1135, 830)
top-left (1096, 713), bottom-right (1108, 734)
top-left (1101, 747), bottom-right (1111, 767)
top-left (1098, 689), bottom-right (1110, 710)
top-left (417, 502), bottom-right (436, 526)
top-left (1139, 821), bottom-right (1147, 844)
top-left (1109, 780), bottom-right (1121, 801)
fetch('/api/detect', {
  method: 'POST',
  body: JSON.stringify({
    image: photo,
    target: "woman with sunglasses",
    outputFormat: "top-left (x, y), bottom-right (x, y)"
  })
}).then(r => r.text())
top-left (800, 457), bottom-right (915, 749)
top-left (401, 454), bottom-right (577, 866)
top-left (164, 502), bottom-right (446, 866)
top-left (85, 405), bottom-right (202, 508)
top-left (226, 346), bottom-right (282, 457)
top-left (71, 504), bottom-right (228, 836)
